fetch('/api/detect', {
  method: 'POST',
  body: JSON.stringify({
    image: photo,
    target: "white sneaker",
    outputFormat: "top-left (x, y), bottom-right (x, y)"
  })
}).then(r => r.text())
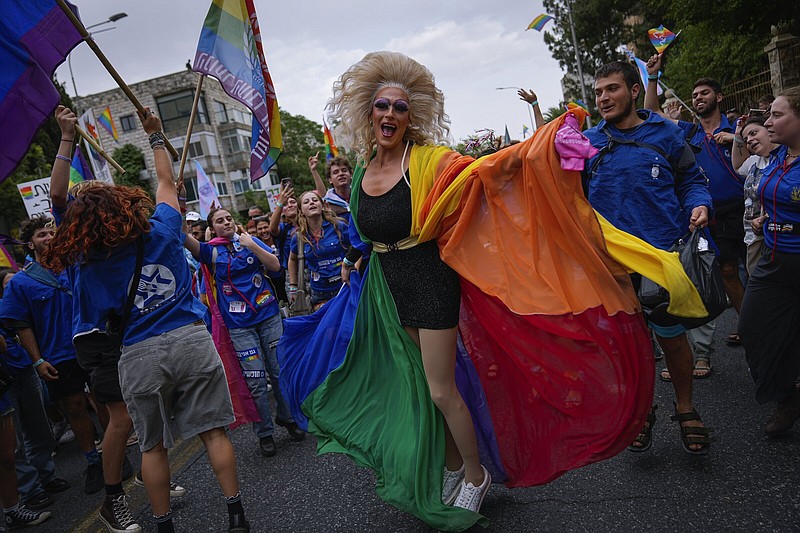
top-left (453, 465), bottom-right (491, 513)
top-left (442, 464), bottom-right (465, 505)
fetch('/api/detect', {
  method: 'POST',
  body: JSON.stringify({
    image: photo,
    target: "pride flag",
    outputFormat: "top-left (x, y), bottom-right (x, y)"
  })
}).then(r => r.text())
top-left (0, 1), bottom-right (83, 184)
top-left (195, 160), bottom-right (219, 219)
top-left (193, 0), bottom-right (282, 182)
top-left (648, 25), bottom-right (679, 54)
top-left (19, 185), bottom-right (34, 200)
top-left (69, 146), bottom-right (94, 185)
top-left (527, 14), bottom-right (554, 32)
top-left (97, 107), bottom-right (119, 143)
top-left (323, 118), bottom-right (338, 161)
top-left (0, 244), bottom-right (17, 270)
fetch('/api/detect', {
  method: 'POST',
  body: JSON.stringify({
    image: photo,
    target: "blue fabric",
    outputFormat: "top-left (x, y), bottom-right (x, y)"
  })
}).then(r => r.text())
top-left (276, 222), bottom-right (295, 269)
top-left (0, 320), bottom-right (31, 371)
top-left (0, 266), bottom-right (76, 365)
top-left (759, 147), bottom-right (800, 253)
top-left (198, 237), bottom-right (281, 329)
top-left (290, 221), bottom-right (350, 293)
top-left (585, 110), bottom-right (712, 250)
top-left (70, 203), bottom-right (207, 346)
top-left (678, 116), bottom-right (742, 204)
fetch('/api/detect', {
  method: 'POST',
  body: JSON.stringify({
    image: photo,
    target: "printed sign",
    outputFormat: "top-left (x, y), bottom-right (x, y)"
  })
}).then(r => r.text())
top-left (17, 177), bottom-right (52, 219)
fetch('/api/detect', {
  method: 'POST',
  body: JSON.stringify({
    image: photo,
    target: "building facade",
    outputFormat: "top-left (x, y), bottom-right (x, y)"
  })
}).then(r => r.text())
top-left (75, 68), bottom-right (279, 216)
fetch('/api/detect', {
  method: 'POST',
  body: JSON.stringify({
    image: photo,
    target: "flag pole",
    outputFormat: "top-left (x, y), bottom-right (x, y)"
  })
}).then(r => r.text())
top-left (177, 74), bottom-right (205, 182)
top-left (55, 0), bottom-right (179, 160)
top-left (566, 0), bottom-right (592, 128)
top-left (75, 125), bottom-right (125, 173)
top-left (657, 80), bottom-right (698, 121)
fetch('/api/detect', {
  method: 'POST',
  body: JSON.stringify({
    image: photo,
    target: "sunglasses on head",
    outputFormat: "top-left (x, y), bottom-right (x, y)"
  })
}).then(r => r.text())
top-left (373, 98), bottom-right (409, 114)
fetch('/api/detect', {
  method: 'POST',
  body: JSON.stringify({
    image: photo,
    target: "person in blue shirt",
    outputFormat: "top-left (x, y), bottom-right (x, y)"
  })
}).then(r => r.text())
top-left (739, 87), bottom-right (800, 437)
top-left (310, 153), bottom-right (352, 223)
top-left (42, 106), bottom-right (250, 533)
top-left (0, 216), bottom-right (104, 494)
top-left (185, 208), bottom-right (305, 459)
top-left (585, 60), bottom-right (713, 455)
top-left (289, 191), bottom-right (350, 309)
top-left (268, 183), bottom-right (299, 303)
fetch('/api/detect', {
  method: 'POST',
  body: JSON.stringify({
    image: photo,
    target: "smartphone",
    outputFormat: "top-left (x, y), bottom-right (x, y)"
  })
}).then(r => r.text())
top-left (749, 108), bottom-right (766, 117)
top-left (280, 177), bottom-right (292, 189)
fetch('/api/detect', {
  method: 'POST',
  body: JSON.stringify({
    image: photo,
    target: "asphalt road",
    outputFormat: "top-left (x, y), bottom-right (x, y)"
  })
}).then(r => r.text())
top-left (11, 309), bottom-right (800, 532)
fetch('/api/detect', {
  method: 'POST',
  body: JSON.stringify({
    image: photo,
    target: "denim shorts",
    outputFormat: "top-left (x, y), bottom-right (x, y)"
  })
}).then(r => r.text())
top-left (118, 322), bottom-right (234, 452)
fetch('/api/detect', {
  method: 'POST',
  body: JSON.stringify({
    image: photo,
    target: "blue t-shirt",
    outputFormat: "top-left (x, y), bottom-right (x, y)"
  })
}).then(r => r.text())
top-left (276, 222), bottom-right (296, 269)
top-left (199, 236), bottom-right (281, 330)
top-left (290, 220), bottom-right (350, 293)
top-left (678, 116), bottom-right (742, 205)
top-left (0, 265), bottom-right (76, 365)
top-left (585, 111), bottom-right (712, 250)
top-left (758, 146), bottom-right (800, 253)
top-left (0, 320), bottom-right (31, 372)
top-left (70, 203), bottom-right (208, 346)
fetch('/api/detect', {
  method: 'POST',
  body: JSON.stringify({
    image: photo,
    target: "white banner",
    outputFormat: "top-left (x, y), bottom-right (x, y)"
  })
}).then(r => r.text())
top-left (265, 184), bottom-right (281, 212)
top-left (17, 177), bottom-right (52, 219)
top-left (78, 108), bottom-right (115, 184)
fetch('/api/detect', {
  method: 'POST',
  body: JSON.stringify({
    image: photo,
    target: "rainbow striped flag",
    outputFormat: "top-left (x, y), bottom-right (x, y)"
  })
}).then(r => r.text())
top-left (0, 244), bottom-right (17, 270)
top-left (19, 185), bottom-right (34, 200)
top-left (527, 13), bottom-right (554, 32)
top-left (193, 0), bottom-right (282, 182)
top-left (0, 1), bottom-right (83, 184)
top-left (97, 106), bottom-right (119, 143)
top-left (69, 146), bottom-right (94, 185)
top-left (323, 119), bottom-right (338, 161)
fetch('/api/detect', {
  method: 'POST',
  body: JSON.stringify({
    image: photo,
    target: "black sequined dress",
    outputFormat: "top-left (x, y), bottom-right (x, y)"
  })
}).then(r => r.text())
top-left (358, 174), bottom-right (460, 329)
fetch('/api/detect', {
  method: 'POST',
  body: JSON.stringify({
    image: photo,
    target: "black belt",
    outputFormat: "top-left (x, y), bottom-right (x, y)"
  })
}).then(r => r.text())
top-left (766, 222), bottom-right (800, 235)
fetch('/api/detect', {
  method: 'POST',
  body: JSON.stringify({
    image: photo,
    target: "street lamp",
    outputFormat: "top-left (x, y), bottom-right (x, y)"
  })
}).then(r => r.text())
top-left (495, 86), bottom-right (535, 132)
top-left (68, 12), bottom-right (128, 97)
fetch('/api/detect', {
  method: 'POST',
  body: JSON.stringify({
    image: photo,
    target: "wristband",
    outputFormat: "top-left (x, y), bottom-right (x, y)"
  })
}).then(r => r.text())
top-left (276, 202), bottom-right (284, 208)
top-left (529, 100), bottom-right (538, 107)
top-left (177, 196), bottom-right (187, 202)
top-left (60, 138), bottom-right (74, 143)
top-left (343, 257), bottom-right (355, 267)
top-left (647, 73), bottom-right (659, 81)
top-left (33, 359), bottom-right (46, 368)
top-left (289, 286), bottom-right (298, 293)
top-left (55, 154), bottom-right (72, 163)
top-left (148, 131), bottom-right (166, 148)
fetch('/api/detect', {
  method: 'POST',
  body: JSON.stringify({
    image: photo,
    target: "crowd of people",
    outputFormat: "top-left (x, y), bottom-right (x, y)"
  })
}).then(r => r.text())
top-left (0, 45), bottom-right (798, 533)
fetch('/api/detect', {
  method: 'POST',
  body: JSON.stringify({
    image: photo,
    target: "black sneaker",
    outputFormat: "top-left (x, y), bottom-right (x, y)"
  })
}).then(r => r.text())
top-left (5, 506), bottom-right (52, 529)
top-left (85, 462), bottom-right (105, 494)
top-left (259, 436), bottom-right (276, 457)
top-left (42, 477), bottom-right (70, 494)
top-left (275, 418), bottom-right (306, 441)
top-left (228, 512), bottom-right (250, 533)
top-left (99, 493), bottom-right (141, 533)
top-left (23, 492), bottom-right (53, 511)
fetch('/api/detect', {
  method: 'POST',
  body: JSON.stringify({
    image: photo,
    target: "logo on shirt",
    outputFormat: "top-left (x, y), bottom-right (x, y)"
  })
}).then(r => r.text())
top-left (791, 187), bottom-right (800, 203)
top-left (135, 264), bottom-right (176, 313)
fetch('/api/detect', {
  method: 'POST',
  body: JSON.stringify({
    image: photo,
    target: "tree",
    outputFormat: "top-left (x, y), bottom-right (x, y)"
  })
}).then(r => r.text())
top-left (275, 109), bottom-right (326, 194)
top-left (543, 105), bottom-right (568, 123)
top-left (111, 143), bottom-right (151, 195)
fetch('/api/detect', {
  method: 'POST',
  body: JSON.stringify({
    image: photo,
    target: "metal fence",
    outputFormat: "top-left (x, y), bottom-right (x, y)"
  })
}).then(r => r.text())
top-left (721, 69), bottom-right (773, 114)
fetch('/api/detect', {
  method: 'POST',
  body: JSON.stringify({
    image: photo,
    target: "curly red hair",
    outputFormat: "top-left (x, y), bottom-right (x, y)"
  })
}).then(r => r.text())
top-left (41, 184), bottom-right (153, 272)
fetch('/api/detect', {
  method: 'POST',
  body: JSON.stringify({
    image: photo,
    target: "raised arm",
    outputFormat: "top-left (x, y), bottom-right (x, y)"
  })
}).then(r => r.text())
top-left (730, 114), bottom-right (751, 171)
top-left (239, 231), bottom-right (280, 272)
top-left (518, 88), bottom-right (545, 130)
top-left (269, 182), bottom-right (294, 236)
top-left (138, 108), bottom-right (179, 212)
top-left (309, 151), bottom-right (327, 197)
top-left (50, 106), bottom-right (78, 208)
top-left (644, 54), bottom-right (673, 122)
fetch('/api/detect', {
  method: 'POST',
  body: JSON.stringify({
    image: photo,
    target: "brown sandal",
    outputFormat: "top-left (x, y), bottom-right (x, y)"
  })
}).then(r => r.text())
top-left (670, 407), bottom-right (713, 455)
top-left (627, 405), bottom-right (657, 453)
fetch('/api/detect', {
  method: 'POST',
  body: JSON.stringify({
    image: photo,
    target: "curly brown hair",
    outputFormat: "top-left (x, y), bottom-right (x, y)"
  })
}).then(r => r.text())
top-left (41, 184), bottom-right (154, 271)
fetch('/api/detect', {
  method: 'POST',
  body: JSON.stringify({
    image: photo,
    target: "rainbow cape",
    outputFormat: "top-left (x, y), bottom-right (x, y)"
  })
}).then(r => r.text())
top-left (278, 110), bottom-right (705, 531)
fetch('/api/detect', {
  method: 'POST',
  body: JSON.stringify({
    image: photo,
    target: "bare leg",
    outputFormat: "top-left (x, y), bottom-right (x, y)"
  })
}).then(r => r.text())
top-left (199, 427), bottom-right (239, 497)
top-left (58, 392), bottom-right (95, 454)
top-left (415, 327), bottom-right (483, 486)
top-left (141, 444), bottom-right (170, 516)
top-left (102, 401), bottom-right (133, 484)
top-left (720, 260), bottom-right (744, 313)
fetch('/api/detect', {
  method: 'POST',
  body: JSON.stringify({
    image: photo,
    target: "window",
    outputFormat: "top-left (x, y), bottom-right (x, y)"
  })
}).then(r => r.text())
top-left (251, 178), bottom-right (263, 191)
top-left (184, 177), bottom-right (198, 203)
top-left (156, 90), bottom-right (208, 134)
top-left (232, 178), bottom-right (250, 194)
top-left (120, 114), bottom-right (136, 132)
top-left (221, 129), bottom-right (251, 154)
top-left (214, 101), bottom-right (228, 124)
top-left (176, 141), bottom-right (203, 159)
top-left (228, 107), bottom-right (251, 125)
top-left (214, 174), bottom-right (228, 196)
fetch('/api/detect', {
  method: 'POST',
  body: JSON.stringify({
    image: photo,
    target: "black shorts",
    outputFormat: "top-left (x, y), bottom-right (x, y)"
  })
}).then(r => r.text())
top-left (76, 344), bottom-right (124, 403)
top-left (45, 359), bottom-right (90, 402)
top-left (710, 200), bottom-right (746, 265)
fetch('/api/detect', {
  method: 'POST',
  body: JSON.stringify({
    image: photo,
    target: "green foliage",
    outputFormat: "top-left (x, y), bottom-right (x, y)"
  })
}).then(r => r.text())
top-left (275, 109), bottom-right (325, 194)
top-left (110, 144), bottom-right (152, 195)
top-left (543, 105), bottom-right (568, 123)
top-left (242, 190), bottom-right (271, 215)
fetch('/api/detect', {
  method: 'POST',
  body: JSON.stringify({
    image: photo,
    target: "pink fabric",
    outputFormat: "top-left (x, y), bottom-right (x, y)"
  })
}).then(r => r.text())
top-left (554, 112), bottom-right (599, 171)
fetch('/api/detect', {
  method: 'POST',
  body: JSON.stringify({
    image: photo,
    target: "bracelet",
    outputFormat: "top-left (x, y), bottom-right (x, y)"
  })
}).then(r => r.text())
top-left (33, 359), bottom-right (45, 368)
top-left (60, 137), bottom-right (74, 143)
top-left (343, 257), bottom-right (355, 267)
top-left (55, 154), bottom-right (72, 163)
top-left (177, 196), bottom-right (187, 201)
top-left (734, 136), bottom-right (745, 146)
top-left (647, 73), bottom-right (659, 81)
top-left (148, 131), bottom-right (166, 148)
top-left (275, 202), bottom-right (284, 208)
top-left (529, 100), bottom-right (538, 107)
top-left (289, 286), bottom-right (298, 293)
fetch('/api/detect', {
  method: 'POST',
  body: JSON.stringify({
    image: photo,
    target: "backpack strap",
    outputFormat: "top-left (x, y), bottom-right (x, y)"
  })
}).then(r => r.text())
top-left (23, 262), bottom-right (72, 296)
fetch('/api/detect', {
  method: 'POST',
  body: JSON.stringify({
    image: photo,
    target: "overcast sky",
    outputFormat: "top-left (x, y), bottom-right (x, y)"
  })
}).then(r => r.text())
top-left (56, 0), bottom-right (569, 145)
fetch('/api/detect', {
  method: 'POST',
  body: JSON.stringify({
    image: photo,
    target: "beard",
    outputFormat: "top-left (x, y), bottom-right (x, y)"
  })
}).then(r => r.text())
top-left (603, 97), bottom-right (636, 125)
top-left (695, 97), bottom-right (718, 118)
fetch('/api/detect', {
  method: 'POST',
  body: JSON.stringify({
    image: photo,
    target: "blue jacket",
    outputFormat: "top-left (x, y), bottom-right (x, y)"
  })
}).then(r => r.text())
top-left (584, 110), bottom-right (712, 250)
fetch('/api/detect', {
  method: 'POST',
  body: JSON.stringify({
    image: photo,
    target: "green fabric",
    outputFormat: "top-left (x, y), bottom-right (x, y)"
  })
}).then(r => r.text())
top-left (301, 255), bottom-right (485, 531)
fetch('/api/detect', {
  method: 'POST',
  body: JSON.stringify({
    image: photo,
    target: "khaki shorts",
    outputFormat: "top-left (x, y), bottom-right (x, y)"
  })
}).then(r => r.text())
top-left (119, 322), bottom-right (234, 452)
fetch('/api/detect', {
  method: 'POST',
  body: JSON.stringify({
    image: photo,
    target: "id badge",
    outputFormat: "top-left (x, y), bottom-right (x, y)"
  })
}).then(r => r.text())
top-left (229, 301), bottom-right (247, 313)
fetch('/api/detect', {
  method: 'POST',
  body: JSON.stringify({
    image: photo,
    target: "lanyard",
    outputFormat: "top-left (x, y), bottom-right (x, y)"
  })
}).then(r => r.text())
top-left (759, 164), bottom-right (792, 261)
top-left (702, 134), bottom-right (742, 186)
top-left (221, 246), bottom-right (259, 315)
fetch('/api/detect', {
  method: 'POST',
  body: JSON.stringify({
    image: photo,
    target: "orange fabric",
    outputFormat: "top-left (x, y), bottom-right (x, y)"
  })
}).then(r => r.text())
top-left (430, 112), bottom-right (640, 317)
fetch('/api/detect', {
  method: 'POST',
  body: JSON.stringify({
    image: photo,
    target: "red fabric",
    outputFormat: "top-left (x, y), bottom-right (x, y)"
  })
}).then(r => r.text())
top-left (459, 280), bottom-right (654, 487)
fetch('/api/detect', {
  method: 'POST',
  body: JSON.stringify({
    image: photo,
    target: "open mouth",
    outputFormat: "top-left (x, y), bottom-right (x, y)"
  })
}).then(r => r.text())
top-left (380, 123), bottom-right (397, 137)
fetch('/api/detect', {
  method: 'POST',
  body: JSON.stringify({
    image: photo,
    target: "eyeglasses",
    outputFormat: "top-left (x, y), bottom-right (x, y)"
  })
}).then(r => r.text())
top-left (373, 98), bottom-right (409, 114)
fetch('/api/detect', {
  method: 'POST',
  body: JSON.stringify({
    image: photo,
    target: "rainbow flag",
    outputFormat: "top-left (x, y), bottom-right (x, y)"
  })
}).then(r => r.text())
top-left (0, 1), bottom-right (83, 184)
top-left (69, 146), bottom-right (94, 185)
top-left (527, 13), bottom-right (554, 32)
top-left (19, 185), bottom-right (34, 200)
top-left (193, 0), bottom-right (282, 182)
top-left (97, 106), bottom-right (119, 143)
top-left (323, 118), bottom-right (338, 161)
top-left (648, 25), bottom-right (679, 54)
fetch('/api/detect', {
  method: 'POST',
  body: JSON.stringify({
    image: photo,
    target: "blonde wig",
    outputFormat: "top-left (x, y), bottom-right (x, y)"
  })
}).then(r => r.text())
top-left (326, 51), bottom-right (451, 165)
